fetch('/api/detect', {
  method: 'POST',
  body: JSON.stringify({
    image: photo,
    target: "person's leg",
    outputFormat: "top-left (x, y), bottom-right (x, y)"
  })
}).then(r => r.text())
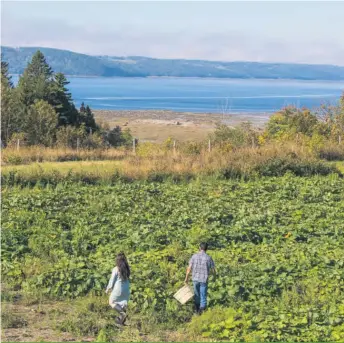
top-left (193, 281), bottom-right (200, 313)
top-left (109, 300), bottom-right (127, 325)
top-left (199, 282), bottom-right (208, 313)
top-left (114, 304), bottom-right (127, 325)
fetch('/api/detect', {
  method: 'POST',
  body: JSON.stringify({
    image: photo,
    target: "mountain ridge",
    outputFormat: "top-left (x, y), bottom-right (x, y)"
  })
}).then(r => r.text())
top-left (2, 46), bottom-right (344, 80)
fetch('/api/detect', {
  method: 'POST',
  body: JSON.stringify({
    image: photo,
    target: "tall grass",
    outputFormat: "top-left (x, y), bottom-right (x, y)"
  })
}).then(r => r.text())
top-left (1, 146), bottom-right (129, 165)
top-left (2, 142), bottom-right (341, 186)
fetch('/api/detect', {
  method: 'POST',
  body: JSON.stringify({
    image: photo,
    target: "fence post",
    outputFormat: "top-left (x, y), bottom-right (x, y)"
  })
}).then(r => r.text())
top-left (173, 140), bottom-right (176, 155)
top-left (17, 139), bottom-right (20, 151)
top-left (77, 138), bottom-right (80, 152)
top-left (208, 139), bottom-right (211, 153)
top-left (339, 135), bottom-right (342, 144)
top-left (133, 138), bottom-right (136, 155)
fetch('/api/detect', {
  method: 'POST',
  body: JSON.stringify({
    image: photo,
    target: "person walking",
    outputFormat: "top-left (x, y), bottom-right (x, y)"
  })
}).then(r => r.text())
top-left (106, 252), bottom-right (130, 325)
top-left (184, 242), bottom-right (216, 314)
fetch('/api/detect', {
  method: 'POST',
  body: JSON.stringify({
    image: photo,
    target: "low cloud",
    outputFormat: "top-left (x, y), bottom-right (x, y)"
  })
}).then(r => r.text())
top-left (2, 13), bottom-right (344, 65)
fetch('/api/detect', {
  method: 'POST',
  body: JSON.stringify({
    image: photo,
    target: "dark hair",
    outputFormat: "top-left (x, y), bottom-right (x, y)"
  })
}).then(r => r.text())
top-left (200, 242), bottom-right (208, 251)
top-left (116, 252), bottom-right (130, 281)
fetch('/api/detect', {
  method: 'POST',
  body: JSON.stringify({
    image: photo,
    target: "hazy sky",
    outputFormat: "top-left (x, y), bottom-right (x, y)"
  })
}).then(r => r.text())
top-left (2, 1), bottom-right (344, 65)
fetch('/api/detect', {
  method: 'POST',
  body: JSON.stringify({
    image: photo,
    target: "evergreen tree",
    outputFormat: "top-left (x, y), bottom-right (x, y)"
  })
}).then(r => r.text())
top-left (17, 50), bottom-right (54, 106)
top-left (79, 102), bottom-right (86, 114)
top-left (78, 102), bottom-right (98, 133)
top-left (1, 59), bottom-right (25, 144)
top-left (51, 73), bottom-right (79, 126)
top-left (85, 105), bottom-right (97, 132)
top-left (1, 58), bottom-right (13, 88)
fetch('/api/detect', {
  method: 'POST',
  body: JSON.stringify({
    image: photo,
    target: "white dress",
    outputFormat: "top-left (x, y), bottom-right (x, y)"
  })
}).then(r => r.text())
top-left (106, 266), bottom-right (130, 308)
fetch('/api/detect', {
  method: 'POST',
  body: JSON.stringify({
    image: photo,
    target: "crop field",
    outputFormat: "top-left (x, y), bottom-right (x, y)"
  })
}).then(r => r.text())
top-left (2, 174), bottom-right (344, 342)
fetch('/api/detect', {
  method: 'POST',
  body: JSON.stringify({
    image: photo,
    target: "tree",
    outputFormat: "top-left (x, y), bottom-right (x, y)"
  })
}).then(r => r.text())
top-left (1, 59), bottom-right (13, 88)
top-left (79, 102), bottom-right (98, 133)
top-left (17, 50), bottom-right (54, 106)
top-left (104, 126), bottom-right (133, 147)
top-left (25, 100), bottom-right (58, 146)
top-left (210, 122), bottom-right (257, 148)
top-left (1, 59), bottom-right (25, 145)
top-left (51, 72), bottom-right (79, 126)
top-left (266, 106), bottom-right (319, 140)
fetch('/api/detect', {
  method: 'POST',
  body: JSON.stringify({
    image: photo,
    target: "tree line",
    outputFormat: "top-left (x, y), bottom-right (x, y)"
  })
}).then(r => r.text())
top-left (1, 50), bottom-right (132, 148)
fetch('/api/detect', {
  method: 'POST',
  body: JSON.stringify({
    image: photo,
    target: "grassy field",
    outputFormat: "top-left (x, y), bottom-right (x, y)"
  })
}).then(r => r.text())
top-left (2, 175), bottom-right (344, 342)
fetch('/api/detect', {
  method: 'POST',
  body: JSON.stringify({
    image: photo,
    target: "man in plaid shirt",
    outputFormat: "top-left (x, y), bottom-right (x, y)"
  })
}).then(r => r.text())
top-left (184, 242), bottom-right (216, 314)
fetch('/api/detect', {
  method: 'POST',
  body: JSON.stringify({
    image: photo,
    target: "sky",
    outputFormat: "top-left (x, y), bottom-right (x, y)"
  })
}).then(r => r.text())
top-left (1, 1), bottom-right (344, 65)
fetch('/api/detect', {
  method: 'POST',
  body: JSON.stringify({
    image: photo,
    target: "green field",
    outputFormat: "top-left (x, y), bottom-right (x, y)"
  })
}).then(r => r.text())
top-left (2, 174), bottom-right (344, 342)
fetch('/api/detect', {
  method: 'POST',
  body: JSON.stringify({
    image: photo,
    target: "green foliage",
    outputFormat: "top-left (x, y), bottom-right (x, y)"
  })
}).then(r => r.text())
top-left (1, 58), bottom-right (26, 144)
top-left (263, 98), bottom-right (344, 150)
top-left (253, 157), bottom-right (339, 177)
top-left (189, 301), bottom-right (344, 342)
top-left (2, 175), bottom-right (344, 341)
top-left (17, 50), bottom-right (54, 106)
top-left (25, 100), bottom-right (58, 146)
top-left (2, 50), bottom-right (98, 146)
top-left (104, 126), bottom-right (133, 147)
top-left (210, 122), bottom-right (258, 148)
top-left (79, 102), bottom-right (98, 132)
top-left (51, 72), bottom-right (79, 126)
top-left (266, 106), bottom-right (319, 139)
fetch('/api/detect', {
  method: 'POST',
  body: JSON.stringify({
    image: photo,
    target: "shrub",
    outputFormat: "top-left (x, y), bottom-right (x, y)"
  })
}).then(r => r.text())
top-left (254, 157), bottom-right (340, 177)
top-left (318, 144), bottom-right (344, 161)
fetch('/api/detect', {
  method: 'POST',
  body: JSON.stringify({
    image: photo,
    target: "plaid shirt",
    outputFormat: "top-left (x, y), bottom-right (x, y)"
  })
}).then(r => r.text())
top-left (189, 251), bottom-right (215, 283)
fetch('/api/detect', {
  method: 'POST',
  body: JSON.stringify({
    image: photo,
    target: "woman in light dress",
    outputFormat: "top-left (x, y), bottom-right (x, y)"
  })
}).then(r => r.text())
top-left (106, 252), bottom-right (130, 325)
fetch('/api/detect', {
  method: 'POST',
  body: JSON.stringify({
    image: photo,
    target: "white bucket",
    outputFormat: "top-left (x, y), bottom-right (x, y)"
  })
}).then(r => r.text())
top-left (173, 284), bottom-right (194, 304)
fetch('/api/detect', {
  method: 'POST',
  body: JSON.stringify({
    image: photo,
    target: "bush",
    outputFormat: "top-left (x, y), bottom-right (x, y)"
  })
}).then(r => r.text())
top-left (254, 157), bottom-right (340, 177)
top-left (318, 144), bottom-right (344, 161)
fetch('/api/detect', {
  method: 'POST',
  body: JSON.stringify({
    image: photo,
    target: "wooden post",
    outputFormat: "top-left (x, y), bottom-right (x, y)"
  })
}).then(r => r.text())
top-left (208, 140), bottom-right (211, 153)
top-left (77, 138), bottom-right (80, 152)
top-left (173, 140), bottom-right (176, 155)
top-left (339, 135), bottom-right (342, 144)
top-left (133, 138), bottom-right (136, 155)
top-left (17, 139), bottom-right (20, 151)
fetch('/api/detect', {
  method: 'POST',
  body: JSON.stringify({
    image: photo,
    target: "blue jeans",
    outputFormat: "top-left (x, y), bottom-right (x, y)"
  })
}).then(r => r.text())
top-left (193, 281), bottom-right (208, 309)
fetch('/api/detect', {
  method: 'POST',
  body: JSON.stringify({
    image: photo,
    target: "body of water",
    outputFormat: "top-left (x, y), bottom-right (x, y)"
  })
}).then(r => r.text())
top-left (13, 76), bottom-right (344, 114)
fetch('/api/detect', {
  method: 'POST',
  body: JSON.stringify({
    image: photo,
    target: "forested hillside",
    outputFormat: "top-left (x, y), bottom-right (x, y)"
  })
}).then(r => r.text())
top-left (2, 46), bottom-right (344, 80)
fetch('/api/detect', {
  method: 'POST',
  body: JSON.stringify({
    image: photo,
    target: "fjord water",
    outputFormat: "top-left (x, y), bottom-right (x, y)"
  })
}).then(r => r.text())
top-left (13, 76), bottom-right (344, 116)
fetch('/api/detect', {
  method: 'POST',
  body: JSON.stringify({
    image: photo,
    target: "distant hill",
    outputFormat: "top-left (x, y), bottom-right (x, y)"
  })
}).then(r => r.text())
top-left (2, 46), bottom-right (344, 80)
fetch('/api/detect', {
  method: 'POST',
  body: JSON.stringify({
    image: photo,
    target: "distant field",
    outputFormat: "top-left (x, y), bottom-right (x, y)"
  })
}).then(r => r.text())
top-left (94, 109), bottom-right (265, 143)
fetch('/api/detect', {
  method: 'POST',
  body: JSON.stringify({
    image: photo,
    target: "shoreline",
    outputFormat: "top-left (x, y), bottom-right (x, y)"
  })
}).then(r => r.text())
top-left (10, 74), bottom-right (344, 83)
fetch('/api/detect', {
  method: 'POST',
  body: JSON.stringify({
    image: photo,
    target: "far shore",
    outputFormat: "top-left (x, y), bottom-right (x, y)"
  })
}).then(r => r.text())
top-left (94, 109), bottom-right (269, 142)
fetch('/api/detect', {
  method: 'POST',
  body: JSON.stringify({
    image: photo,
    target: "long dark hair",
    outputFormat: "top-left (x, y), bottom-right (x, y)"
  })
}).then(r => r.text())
top-left (116, 252), bottom-right (130, 281)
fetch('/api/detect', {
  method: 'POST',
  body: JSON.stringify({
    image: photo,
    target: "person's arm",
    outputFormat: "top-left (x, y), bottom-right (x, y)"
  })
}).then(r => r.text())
top-left (105, 268), bottom-right (117, 293)
top-left (184, 257), bottom-right (193, 284)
